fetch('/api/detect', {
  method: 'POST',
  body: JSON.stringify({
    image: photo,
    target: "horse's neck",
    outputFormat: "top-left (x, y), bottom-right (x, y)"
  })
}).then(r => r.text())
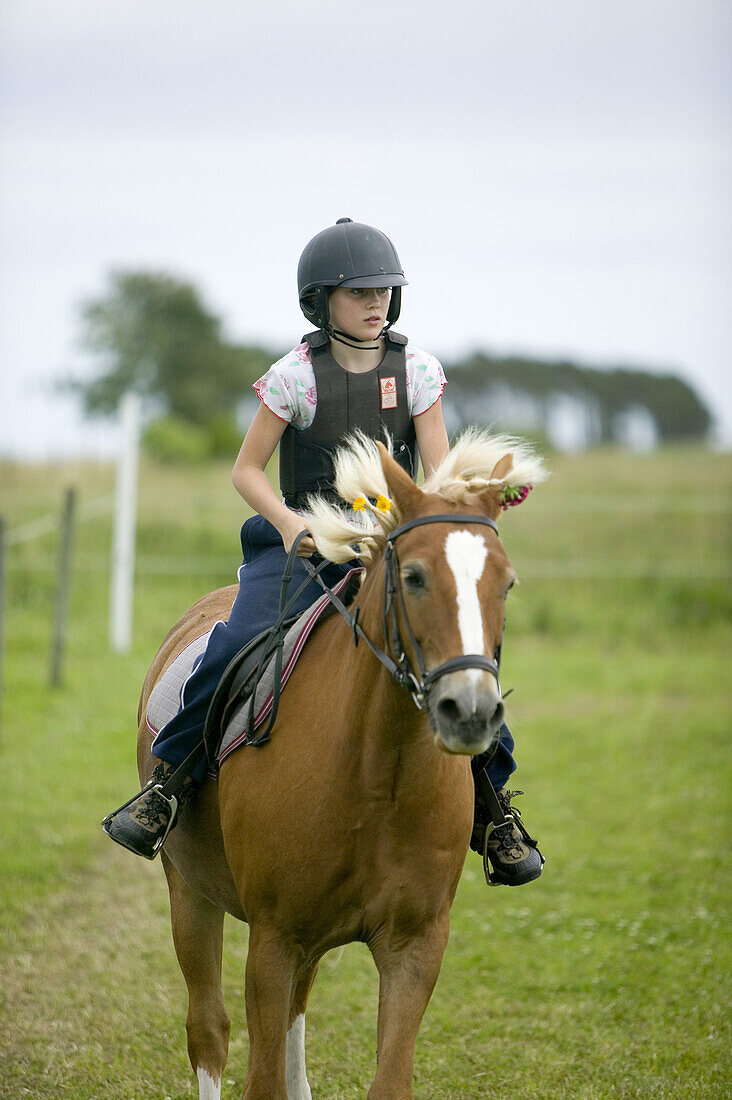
top-left (323, 568), bottom-right (467, 806)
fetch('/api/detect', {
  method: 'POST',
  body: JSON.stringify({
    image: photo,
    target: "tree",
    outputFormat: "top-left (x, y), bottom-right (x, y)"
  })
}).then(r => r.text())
top-left (72, 270), bottom-right (271, 426)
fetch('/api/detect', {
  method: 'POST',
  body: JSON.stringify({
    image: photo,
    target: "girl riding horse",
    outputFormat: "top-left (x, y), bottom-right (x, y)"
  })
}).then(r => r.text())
top-left (103, 217), bottom-right (542, 887)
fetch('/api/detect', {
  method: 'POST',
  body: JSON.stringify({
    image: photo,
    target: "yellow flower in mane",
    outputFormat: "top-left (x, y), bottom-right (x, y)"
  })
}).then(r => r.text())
top-left (375, 495), bottom-right (392, 514)
top-left (352, 496), bottom-right (367, 511)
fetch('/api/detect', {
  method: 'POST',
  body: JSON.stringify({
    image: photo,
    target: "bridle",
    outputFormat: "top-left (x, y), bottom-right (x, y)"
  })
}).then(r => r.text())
top-left (384, 514), bottom-right (503, 710)
top-left (301, 512), bottom-right (504, 724)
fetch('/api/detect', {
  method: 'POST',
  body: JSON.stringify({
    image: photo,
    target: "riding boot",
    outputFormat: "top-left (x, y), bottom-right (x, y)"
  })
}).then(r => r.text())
top-left (102, 762), bottom-right (198, 860)
top-left (471, 786), bottom-right (544, 887)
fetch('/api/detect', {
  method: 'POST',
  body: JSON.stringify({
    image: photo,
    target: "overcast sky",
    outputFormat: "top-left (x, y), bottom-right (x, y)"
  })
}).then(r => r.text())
top-left (1, 0), bottom-right (730, 457)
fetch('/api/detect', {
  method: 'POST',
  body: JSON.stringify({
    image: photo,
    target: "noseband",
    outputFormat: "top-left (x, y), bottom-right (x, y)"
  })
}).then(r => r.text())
top-left (302, 513), bottom-right (504, 719)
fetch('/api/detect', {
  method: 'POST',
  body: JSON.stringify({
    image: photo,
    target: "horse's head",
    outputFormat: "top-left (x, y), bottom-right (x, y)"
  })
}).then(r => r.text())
top-left (304, 430), bottom-right (547, 759)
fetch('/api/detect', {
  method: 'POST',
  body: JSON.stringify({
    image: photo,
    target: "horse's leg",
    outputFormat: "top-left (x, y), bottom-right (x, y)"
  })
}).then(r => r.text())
top-left (286, 960), bottom-right (319, 1100)
top-left (162, 853), bottom-right (230, 1099)
top-left (241, 925), bottom-right (302, 1100)
top-left (367, 914), bottom-right (451, 1100)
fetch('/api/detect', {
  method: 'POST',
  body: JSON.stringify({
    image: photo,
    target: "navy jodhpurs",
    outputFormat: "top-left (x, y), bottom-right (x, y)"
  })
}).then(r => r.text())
top-left (151, 514), bottom-right (518, 788)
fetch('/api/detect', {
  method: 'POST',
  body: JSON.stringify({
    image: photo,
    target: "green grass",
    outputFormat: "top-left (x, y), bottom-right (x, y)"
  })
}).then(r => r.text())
top-left (1, 447), bottom-right (730, 1098)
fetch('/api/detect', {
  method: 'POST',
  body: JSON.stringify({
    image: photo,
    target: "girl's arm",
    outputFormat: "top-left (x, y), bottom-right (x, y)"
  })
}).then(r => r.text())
top-left (232, 403), bottom-right (317, 554)
top-left (414, 398), bottom-right (449, 478)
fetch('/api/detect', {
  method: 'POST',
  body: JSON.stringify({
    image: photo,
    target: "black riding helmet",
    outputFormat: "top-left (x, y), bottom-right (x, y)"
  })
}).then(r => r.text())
top-left (298, 218), bottom-right (408, 333)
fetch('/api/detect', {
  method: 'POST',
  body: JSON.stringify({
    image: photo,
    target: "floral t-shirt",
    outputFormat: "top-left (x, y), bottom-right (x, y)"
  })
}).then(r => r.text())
top-left (253, 340), bottom-right (447, 428)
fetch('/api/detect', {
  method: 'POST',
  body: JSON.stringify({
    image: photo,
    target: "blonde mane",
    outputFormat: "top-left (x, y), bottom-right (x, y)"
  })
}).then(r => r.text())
top-left (301, 428), bottom-right (547, 566)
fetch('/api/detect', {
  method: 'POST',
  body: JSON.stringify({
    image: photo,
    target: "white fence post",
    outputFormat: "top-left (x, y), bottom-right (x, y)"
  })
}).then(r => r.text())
top-left (110, 392), bottom-right (141, 652)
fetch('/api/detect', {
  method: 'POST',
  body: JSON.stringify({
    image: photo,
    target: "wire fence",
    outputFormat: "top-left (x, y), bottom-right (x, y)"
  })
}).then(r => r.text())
top-left (3, 491), bottom-right (731, 579)
top-left (0, 478), bottom-right (728, 722)
top-left (5, 493), bottom-right (115, 546)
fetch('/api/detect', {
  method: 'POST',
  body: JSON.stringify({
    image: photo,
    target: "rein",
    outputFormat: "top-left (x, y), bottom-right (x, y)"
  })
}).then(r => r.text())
top-left (301, 512), bottom-right (503, 723)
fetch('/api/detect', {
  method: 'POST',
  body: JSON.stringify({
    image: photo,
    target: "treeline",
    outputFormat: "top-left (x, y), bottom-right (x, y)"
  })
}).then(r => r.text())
top-left (443, 353), bottom-right (712, 447)
top-left (68, 269), bottom-right (712, 459)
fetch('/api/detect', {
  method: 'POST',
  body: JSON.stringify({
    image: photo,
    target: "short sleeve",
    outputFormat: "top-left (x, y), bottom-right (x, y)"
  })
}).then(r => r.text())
top-left (405, 346), bottom-right (447, 417)
top-left (252, 343), bottom-right (318, 428)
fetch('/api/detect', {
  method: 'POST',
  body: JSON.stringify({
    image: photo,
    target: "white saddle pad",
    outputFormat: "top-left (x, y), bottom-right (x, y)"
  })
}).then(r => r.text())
top-left (146, 630), bottom-right (213, 735)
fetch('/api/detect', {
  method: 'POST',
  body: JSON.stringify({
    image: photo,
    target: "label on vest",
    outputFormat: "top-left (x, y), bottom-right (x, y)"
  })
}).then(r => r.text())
top-left (380, 376), bottom-right (397, 410)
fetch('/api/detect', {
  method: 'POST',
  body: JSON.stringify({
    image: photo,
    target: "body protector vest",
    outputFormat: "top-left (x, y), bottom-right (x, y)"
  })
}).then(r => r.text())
top-left (279, 329), bottom-right (418, 508)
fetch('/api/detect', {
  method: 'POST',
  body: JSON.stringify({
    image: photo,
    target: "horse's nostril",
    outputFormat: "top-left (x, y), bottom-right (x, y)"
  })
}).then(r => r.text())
top-left (437, 693), bottom-right (504, 734)
top-left (436, 698), bottom-right (462, 727)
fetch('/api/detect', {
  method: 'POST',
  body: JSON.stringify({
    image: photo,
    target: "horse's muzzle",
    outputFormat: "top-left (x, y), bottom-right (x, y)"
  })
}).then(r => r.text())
top-left (430, 671), bottom-right (505, 755)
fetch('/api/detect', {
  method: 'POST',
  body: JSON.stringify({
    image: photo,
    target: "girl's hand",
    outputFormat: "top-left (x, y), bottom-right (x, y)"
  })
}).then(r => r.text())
top-left (280, 514), bottom-right (318, 557)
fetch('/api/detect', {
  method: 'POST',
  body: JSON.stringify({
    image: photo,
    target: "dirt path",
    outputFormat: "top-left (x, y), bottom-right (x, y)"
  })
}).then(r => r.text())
top-left (1, 843), bottom-right (248, 1099)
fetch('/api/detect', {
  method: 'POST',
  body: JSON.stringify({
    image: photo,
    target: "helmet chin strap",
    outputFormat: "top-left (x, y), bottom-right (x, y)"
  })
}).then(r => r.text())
top-left (327, 324), bottom-right (383, 351)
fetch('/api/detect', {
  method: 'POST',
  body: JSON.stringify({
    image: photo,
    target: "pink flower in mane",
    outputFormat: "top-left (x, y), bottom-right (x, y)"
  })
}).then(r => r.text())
top-left (500, 484), bottom-right (533, 510)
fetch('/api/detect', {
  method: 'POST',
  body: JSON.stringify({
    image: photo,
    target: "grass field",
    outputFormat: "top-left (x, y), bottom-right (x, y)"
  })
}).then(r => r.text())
top-left (1, 445), bottom-right (730, 1098)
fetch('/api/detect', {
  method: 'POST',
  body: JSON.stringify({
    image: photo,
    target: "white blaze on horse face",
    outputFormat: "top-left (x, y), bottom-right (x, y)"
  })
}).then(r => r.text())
top-left (445, 530), bottom-right (488, 689)
top-left (196, 1067), bottom-right (221, 1100)
top-left (286, 1013), bottom-right (312, 1100)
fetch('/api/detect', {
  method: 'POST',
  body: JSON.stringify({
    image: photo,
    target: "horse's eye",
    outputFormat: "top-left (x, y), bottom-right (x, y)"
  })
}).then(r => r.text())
top-left (402, 564), bottom-right (428, 593)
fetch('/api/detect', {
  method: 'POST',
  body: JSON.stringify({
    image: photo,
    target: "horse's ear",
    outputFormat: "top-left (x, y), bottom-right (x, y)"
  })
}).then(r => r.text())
top-left (477, 453), bottom-right (514, 520)
top-left (490, 453), bottom-right (514, 482)
top-left (375, 442), bottom-right (423, 517)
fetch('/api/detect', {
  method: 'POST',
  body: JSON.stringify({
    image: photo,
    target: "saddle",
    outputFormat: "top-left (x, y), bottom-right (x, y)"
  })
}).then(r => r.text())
top-left (204, 566), bottom-right (363, 766)
top-left (145, 568), bottom-right (362, 779)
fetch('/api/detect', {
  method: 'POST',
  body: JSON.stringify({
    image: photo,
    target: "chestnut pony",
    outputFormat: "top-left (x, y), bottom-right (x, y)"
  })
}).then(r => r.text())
top-left (135, 431), bottom-right (545, 1100)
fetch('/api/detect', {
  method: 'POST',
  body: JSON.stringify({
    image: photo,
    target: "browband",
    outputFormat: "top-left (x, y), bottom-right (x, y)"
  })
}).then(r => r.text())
top-left (387, 514), bottom-right (499, 542)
